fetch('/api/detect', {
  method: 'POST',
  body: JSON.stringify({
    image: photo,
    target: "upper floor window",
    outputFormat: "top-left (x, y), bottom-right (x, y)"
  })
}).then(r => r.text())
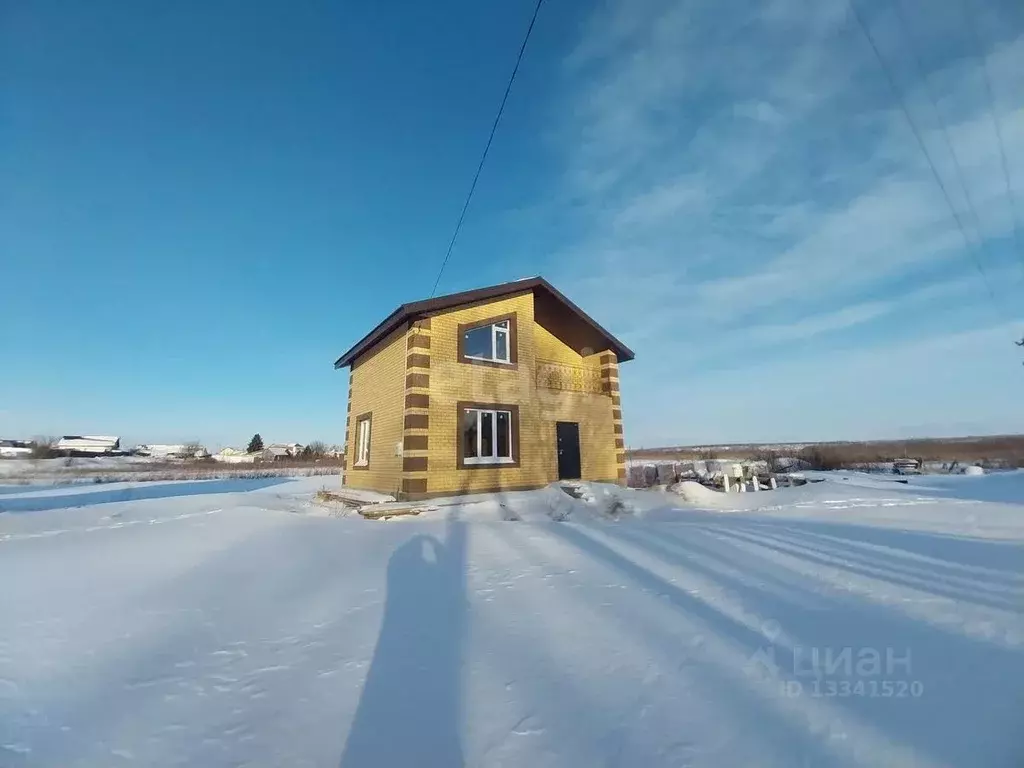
top-left (464, 320), bottom-right (509, 362)
top-left (458, 313), bottom-right (518, 368)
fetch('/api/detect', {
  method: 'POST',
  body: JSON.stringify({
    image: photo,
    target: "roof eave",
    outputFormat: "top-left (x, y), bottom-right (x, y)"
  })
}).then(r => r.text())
top-left (332, 277), bottom-right (635, 368)
top-left (333, 305), bottom-right (411, 369)
top-left (534, 278), bottom-right (635, 362)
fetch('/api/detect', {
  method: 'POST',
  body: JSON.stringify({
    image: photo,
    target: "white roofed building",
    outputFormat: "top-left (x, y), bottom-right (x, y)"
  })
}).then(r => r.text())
top-left (135, 444), bottom-right (209, 459)
top-left (55, 436), bottom-right (121, 455)
top-left (0, 439), bottom-right (33, 457)
top-left (212, 448), bottom-right (258, 464)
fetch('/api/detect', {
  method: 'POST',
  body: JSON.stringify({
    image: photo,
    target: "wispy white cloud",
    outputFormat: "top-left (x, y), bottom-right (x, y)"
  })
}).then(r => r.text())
top-left (541, 0), bottom-right (1024, 441)
top-left (747, 301), bottom-right (893, 344)
top-left (625, 319), bottom-right (1024, 445)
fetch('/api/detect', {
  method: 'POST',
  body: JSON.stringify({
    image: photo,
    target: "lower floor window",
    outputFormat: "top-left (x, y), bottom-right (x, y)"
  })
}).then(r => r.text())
top-left (462, 407), bottom-right (513, 465)
top-left (355, 415), bottom-right (371, 466)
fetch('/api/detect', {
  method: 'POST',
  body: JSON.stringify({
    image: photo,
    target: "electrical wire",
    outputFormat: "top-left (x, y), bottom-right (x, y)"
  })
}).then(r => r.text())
top-left (429, 0), bottom-right (545, 297)
top-left (892, 0), bottom-right (992, 264)
top-left (848, 0), bottom-right (1001, 310)
top-left (958, 0), bottom-right (1024, 276)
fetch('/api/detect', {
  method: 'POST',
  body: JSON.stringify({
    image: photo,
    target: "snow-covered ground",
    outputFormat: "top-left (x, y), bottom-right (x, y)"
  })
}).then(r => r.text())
top-left (1, 473), bottom-right (1022, 767)
top-left (0, 456), bottom-right (163, 479)
top-left (0, 456), bottom-right (340, 487)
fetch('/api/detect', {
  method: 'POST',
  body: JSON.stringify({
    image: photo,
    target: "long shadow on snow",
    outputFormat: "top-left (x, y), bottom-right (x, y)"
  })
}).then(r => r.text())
top-left (672, 509), bottom-right (1024, 574)
top-left (634, 516), bottom-right (1022, 613)
top-left (497, 523), bottom-right (844, 767)
top-left (834, 470), bottom-right (1024, 505)
top-left (0, 477), bottom-right (293, 513)
top-left (717, 526), bottom-right (1022, 612)
top-left (532, 523), bottom-right (845, 766)
top-left (339, 517), bottom-right (467, 768)
top-left (582, 521), bottom-right (1024, 768)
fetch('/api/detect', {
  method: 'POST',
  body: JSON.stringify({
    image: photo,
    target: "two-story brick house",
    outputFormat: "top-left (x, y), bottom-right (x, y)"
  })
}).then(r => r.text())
top-left (333, 277), bottom-right (633, 500)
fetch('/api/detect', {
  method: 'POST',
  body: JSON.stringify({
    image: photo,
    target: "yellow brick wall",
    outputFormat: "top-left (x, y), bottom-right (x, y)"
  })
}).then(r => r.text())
top-left (344, 324), bottom-right (407, 495)
top-left (424, 291), bottom-right (620, 495)
top-left (532, 322), bottom-right (618, 481)
top-left (533, 322), bottom-right (602, 369)
top-left (427, 292), bottom-right (540, 494)
top-left (532, 387), bottom-right (619, 482)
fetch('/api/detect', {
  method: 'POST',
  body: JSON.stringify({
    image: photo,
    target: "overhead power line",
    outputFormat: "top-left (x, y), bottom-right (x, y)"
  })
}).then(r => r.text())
top-left (429, 0), bottom-right (546, 297)
top-left (958, 0), bottom-right (1024, 276)
top-left (847, 0), bottom-right (1001, 311)
top-left (892, 0), bottom-right (992, 264)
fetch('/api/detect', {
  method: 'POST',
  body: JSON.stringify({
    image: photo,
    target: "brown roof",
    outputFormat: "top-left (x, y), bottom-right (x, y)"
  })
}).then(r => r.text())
top-left (333, 277), bottom-right (635, 368)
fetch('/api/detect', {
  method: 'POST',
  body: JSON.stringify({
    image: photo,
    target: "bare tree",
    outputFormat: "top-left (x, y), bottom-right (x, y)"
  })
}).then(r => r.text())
top-left (30, 436), bottom-right (57, 460)
top-left (180, 441), bottom-right (203, 459)
top-left (752, 448), bottom-right (784, 473)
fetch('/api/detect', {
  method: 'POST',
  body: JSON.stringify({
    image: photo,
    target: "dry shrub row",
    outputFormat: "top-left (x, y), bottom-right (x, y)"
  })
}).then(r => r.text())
top-left (635, 435), bottom-right (1024, 468)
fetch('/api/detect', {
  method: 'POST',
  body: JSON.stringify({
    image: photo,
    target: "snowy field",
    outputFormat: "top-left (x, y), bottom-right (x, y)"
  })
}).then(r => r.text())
top-left (1, 473), bottom-right (1022, 767)
top-left (0, 456), bottom-right (340, 486)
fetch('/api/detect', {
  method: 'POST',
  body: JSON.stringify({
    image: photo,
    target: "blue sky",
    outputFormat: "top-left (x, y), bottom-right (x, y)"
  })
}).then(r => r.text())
top-left (2, 0), bottom-right (1023, 449)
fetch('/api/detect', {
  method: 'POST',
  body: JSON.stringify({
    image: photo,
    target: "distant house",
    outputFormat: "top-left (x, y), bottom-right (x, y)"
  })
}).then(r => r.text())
top-left (55, 436), bottom-right (121, 455)
top-left (0, 439), bottom-right (33, 458)
top-left (212, 447), bottom-right (258, 464)
top-left (893, 458), bottom-right (922, 474)
top-left (262, 445), bottom-right (293, 461)
top-left (136, 444), bottom-right (208, 459)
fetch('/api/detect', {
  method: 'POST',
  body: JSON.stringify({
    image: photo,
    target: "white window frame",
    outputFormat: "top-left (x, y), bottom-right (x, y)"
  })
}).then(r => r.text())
top-left (464, 320), bottom-right (511, 364)
top-left (355, 416), bottom-right (371, 467)
top-left (462, 408), bottom-right (514, 465)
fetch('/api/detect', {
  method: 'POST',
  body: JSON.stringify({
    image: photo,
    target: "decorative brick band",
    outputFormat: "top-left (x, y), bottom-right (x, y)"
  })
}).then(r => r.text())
top-left (405, 393), bottom-right (429, 409)
top-left (403, 456), bottom-right (428, 472)
top-left (402, 477), bottom-right (428, 494)
top-left (611, 391), bottom-right (626, 484)
top-left (406, 372), bottom-right (429, 389)
top-left (600, 360), bottom-right (619, 395)
top-left (407, 353), bottom-right (430, 369)
top-left (404, 413), bottom-right (429, 430)
top-left (404, 434), bottom-right (428, 451)
top-left (401, 323), bottom-right (432, 499)
top-left (345, 378), bottom-right (354, 462)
